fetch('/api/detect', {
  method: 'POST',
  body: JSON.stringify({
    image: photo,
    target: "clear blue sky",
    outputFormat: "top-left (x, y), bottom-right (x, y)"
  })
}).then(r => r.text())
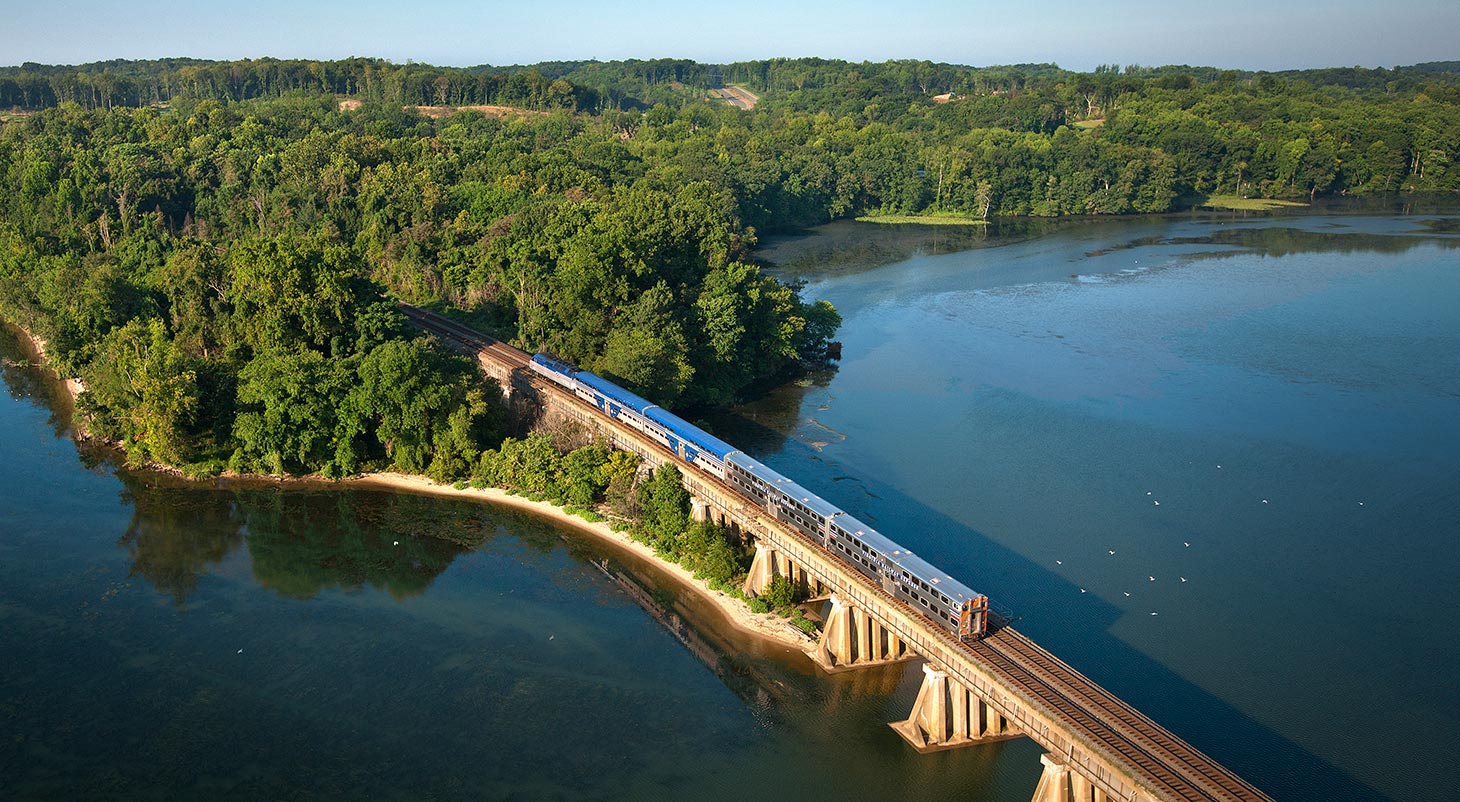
top-left (5, 0), bottom-right (1456, 72)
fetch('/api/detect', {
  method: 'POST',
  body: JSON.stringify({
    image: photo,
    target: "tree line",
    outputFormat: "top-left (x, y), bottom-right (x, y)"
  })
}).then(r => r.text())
top-left (1, 55), bottom-right (1457, 479)
top-left (0, 58), bottom-right (594, 112)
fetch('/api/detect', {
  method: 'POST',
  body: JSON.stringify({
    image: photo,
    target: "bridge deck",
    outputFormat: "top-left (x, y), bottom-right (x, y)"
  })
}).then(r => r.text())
top-left (403, 304), bottom-right (1275, 802)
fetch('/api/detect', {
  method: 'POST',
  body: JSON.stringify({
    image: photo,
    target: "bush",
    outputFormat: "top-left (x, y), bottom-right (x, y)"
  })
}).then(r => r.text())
top-left (747, 598), bottom-right (771, 614)
top-left (763, 575), bottom-right (796, 610)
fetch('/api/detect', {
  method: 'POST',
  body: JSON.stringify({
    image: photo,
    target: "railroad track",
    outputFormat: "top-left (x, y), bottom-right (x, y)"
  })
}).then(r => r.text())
top-left (398, 303), bottom-right (530, 369)
top-left (399, 301), bottom-right (1271, 802)
top-left (973, 629), bottom-right (1266, 801)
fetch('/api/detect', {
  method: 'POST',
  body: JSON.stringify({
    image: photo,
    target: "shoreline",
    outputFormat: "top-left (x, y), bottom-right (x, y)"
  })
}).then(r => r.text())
top-left (1, 317), bottom-right (817, 654)
top-left (348, 472), bottom-right (818, 651)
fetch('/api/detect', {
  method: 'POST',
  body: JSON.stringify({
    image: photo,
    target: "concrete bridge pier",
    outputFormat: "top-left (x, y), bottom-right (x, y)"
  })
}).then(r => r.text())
top-left (890, 664), bottom-right (1021, 752)
top-left (809, 594), bottom-right (914, 672)
top-left (691, 497), bottom-right (711, 523)
top-left (1029, 753), bottom-right (1111, 802)
top-left (742, 540), bottom-right (829, 600)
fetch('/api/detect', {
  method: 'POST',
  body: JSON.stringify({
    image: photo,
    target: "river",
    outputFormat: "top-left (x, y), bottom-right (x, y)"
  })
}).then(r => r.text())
top-left (3, 202), bottom-right (1457, 802)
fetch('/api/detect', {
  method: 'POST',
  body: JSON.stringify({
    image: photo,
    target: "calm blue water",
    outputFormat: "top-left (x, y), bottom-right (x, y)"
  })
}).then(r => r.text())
top-left (3, 207), bottom-right (1457, 802)
top-left (727, 209), bottom-right (1460, 802)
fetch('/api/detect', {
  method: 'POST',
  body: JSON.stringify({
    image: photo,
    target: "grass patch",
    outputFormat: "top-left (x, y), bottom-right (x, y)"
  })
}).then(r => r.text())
top-left (1071, 118), bottom-right (1105, 129)
top-left (855, 214), bottom-right (988, 226)
top-left (1200, 196), bottom-right (1309, 211)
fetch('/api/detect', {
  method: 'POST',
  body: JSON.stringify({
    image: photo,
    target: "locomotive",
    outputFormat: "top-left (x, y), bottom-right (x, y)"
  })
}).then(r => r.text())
top-left (528, 354), bottom-right (990, 641)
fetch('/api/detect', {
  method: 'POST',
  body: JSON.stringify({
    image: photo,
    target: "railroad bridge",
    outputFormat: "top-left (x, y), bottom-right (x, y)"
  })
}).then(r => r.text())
top-left (403, 305), bottom-right (1277, 802)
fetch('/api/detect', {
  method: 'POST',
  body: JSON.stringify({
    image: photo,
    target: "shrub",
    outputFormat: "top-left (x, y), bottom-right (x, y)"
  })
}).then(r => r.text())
top-left (763, 575), bottom-right (796, 610)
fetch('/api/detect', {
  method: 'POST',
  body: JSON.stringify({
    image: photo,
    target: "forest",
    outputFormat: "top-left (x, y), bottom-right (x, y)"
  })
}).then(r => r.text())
top-left (1, 56), bottom-right (1457, 482)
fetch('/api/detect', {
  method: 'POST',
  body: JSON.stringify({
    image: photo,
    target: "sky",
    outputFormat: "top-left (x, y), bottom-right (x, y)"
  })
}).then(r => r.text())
top-left (4, 0), bottom-right (1457, 72)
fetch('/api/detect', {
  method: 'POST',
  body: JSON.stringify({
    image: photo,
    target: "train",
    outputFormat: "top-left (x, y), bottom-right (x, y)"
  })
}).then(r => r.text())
top-left (528, 353), bottom-right (991, 641)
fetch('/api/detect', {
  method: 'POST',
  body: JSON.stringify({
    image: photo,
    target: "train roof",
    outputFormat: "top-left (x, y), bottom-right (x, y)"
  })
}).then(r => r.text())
top-left (535, 356), bottom-right (987, 606)
top-left (570, 368), bottom-right (661, 416)
top-left (725, 452), bottom-right (843, 519)
top-left (531, 353), bottom-right (576, 374)
top-left (829, 512), bottom-right (985, 604)
top-left (641, 407), bottom-right (738, 459)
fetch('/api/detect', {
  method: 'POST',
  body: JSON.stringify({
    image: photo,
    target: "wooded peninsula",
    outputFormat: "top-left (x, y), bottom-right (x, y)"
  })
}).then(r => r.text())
top-left (1, 56), bottom-right (1456, 481)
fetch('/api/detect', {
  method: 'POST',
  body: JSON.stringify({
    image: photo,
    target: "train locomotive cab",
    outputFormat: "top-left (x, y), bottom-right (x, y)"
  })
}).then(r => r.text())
top-left (956, 595), bottom-right (990, 641)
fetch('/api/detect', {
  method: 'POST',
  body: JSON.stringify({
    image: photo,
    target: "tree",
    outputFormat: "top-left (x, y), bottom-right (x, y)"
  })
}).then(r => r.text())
top-left (598, 282), bottom-right (693, 403)
top-left (227, 237), bottom-right (362, 356)
top-left (558, 443), bottom-right (610, 507)
top-left (636, 462), bottom-right (690, 541)
top-left (230, 349), bottom-right (343, 475)
top-left (80, 317), bottom-right (201, 465)
top-left (600, 449), bottom-right (642, 517)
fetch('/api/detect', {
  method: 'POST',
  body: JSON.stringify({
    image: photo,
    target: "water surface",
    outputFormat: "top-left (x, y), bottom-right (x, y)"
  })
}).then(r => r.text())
top-left (0, 326), bottom-right (1036, 802)
top-left (4, 203), bottom-right (1458, 802)
top-left (724, 206), bottom-right (1460, 802)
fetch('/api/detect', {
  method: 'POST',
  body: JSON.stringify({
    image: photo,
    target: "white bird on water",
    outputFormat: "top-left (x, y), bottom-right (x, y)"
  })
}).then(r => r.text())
top-left (1262, 499), bottom-right (1269, 504)
top-left (1080, 588), bottom-right (1087, 593)
top-left (1109, 550), bottom-right (1116, 555)
top-left (1148, 576), bottom-right (1155, 582)
top-left (1184, 541), bottom-right (1190, 547)
top-left (1154, 500), bottom-right (1160, 506)
top-left (1056, 560), bottom-right (1063, 565)
top-left (1150, 612), bottom-right (1159, 616)
top-left (1123, 591), bottom-right (1131, 597)
top-left (393, 540), bottom-right (399, 546)
top-left (1180, 577), bottom-right (1187, 583)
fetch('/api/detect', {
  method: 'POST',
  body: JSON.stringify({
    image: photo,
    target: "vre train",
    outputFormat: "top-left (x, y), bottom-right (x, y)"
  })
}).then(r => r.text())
top-left (528, 354), bottom-right (991, 641)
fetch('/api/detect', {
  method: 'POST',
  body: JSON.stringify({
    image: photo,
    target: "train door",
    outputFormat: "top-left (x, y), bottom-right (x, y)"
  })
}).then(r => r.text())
top-left (957, 599), bottom-right (987, 640)
top-left (874, 558), bottom-right (896, 593)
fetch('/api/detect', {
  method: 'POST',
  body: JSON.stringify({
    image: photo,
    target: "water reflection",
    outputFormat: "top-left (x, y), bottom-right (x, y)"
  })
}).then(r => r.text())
top-left (1, 322), bottom-right (79, 440)
top-left (1158, 223), bottom-right (1460, 260)
top-left (757, 217), bottom-right (1056, 279)
top-left (759, 197), bottom-right (1460, 286)
top-left (118, 480), bottom-right (245, 603)
top-left (114, 475), bottom-right (508, 602)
